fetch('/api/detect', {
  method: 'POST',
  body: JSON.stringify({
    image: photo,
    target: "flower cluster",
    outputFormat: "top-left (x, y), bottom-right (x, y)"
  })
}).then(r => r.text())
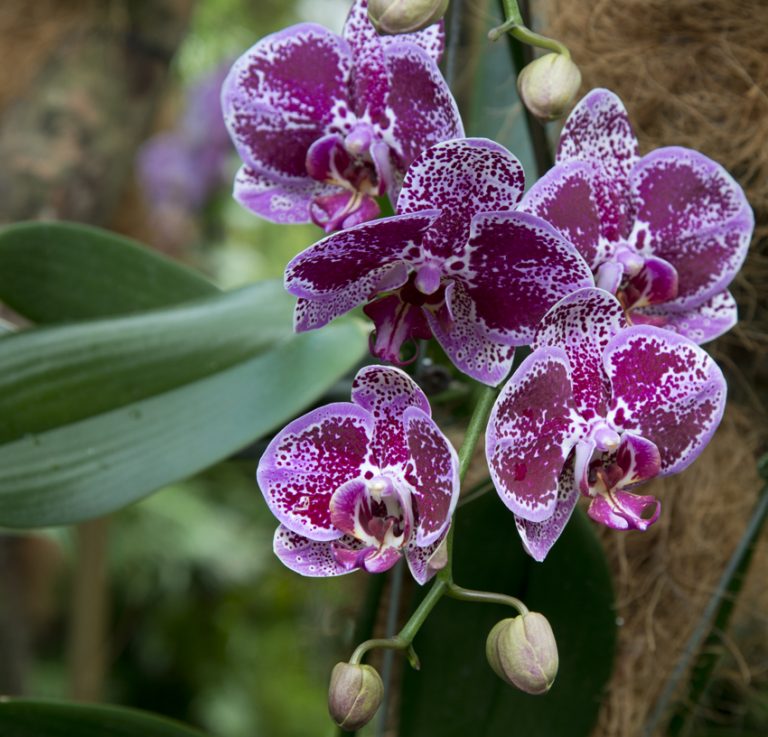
top-left (222, 0), bottom-right (462, 232)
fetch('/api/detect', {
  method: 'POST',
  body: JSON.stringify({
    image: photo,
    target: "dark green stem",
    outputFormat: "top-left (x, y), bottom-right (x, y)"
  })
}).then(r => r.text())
top-left (447, 582), bottom-right (529, 615)
top-left (489, 0), bottom-right (571, 58)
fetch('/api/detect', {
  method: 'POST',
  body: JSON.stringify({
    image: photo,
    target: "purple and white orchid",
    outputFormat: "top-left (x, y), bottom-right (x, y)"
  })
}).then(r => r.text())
top-left (486, 287), bottom-right (727, 561)
top-left (520, 88), bottom-right (753, 344)
top-left (256, 365), bottom-right (459, 584)
top-left (221, 0), bottom-right (462, 232)
top-left (285, 137), bottom-right (594, 386)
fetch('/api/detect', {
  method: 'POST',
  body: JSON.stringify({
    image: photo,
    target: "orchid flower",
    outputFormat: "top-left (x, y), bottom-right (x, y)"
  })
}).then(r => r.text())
top-left (221, 0), bottom-right (462, 232)
top-left (486, 287), bottom-right (727, 561)
top-left (519, 88), bottom-right (753, 343)
top-left (256, 365), bottom-right (459, 584)
top-left (285, 137), bottom-right (594, 386)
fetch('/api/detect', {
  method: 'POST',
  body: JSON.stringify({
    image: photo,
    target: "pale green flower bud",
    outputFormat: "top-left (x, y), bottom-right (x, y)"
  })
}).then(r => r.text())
top-left (328, 662), bottom-right (384, 731)
top-left (517, 53), bottom-right (581, 121)
top-left (485, 612), bottom-right (559, 694)
top-left (368, 0), bottom-right (449, 35)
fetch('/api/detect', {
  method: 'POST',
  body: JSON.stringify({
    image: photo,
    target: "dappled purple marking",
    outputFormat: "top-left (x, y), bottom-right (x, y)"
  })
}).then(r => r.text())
top-left (258, 366), bottom-right (459, 583)
top-left (404, 407), bottom-right (460, 544)
top-left (487, 348), bottom-right (581, 522)
top-left (491, 287), bottom-right (727, 560)
top-left (604, 326), bottom-right (726, 475)
top-left (523, 88), bottom-right (752, 344)
top-left (405, 531), bottom-right (448, 585)
top-left (223, 0), bottom-right (460, 231)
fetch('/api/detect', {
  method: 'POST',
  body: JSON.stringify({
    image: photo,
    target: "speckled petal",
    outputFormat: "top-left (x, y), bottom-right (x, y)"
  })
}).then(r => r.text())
top-left (534, 288), bottom-right (627, 418)
top-left (515, 462), bottom-right (579, 562)
top-left (286, 211), bottom-right (439, 330)
top-left (557, 88), bottom-right (639, 186)
top-left (519, 160), bottom-right (605, 270)
top-left (257, 403), bottom-right (375, 540)
top-left (233, 165), bottom-right (331, 224)
top-left (405, 531), bottom-right (448, 585)
top-left (487, 347), bottom-right (582, 522)
top-left (634, 290), bottom-right (738, 344)
top-left (351, 365), bottom-right (431, 470)
top-left (222, 24), bottom-right (352, 180)
top-left (403, 406), bottom-right (460, 545)
top-left (380, 43), bottom-right (463, 171)
top-left (397, 139), bottom-right (523, 259)
top-left (604, 326), bottom-right (727, 475)
top-left (459, 212), bottom-right (594, 344)
top-left (273, 525), bottom-right (361, 577)
top-left (630, 146), bottom-right (752, 252)
top-left (424, 281), bottom-right (516, 386)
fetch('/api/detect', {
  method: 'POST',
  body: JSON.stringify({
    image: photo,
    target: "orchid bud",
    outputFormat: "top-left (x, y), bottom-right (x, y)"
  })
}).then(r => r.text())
top-left (485, 612), bottom-right (559, 694)
top-left (368, 0), bottom-right (449, 35)
top-left (328, 662), bottom-right (384, 731)
top-left (517, 52), bottom-right (581, 121)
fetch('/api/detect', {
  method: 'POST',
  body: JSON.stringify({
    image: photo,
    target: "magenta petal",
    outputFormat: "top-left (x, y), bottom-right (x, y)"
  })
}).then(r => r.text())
top-left (573, 437), bottom-right (596, 495)
top-left (222, 24), bottom-right (352, 180)
top-left (381, 43), bottom-right (463, 172)
top-left (487, 347), bottom-right (582, 522)
top-left (630, 146), bottom-right (752, 248)
top-left (405, 532), bottom-right (448, 585)
top-left (257, 403), bottom-right (374, 540)
top-left (273, 525), bottom-right (360, 577)
top-left (635, 290), bottom-right (738, 344)
top-left (397, 139), bottom-right (522, 256)
top-left (329, 478), bottom-right (371, 539)
top-left (534, 288), bottom-right (627, 418)
top-left (624, 255), bottom-right (679, 309)
top-left (424, 281), bottom-right (516, 386)
top-left (516, 463), bottom-right (579, 562)
top-left (362, 546), bottom-right (402, 573)
top-left (460, 212), bottom-right (594, 344)
top-left (615, 433), bottom-right (661, 486)
top-left (234, 165), bottom-right (330, 224)
top-left (557, 88), bottom-right (639, 185)
top-left (519, 161), bottom-right (605, 270)
top-left (604, 326), bottom-right (726, 475)
top-left (364, 295), bottom-right (432, 364)
top-left (309, 190), bottom-right (381, 232)
top-left (380, 21), bottom-right (445, 63)
top-left (403, 407), bottom-right (459, 545)
top-left (305, 134), bottom-right (351, 182)
top-left (587, 490), bottom-right (660, 531)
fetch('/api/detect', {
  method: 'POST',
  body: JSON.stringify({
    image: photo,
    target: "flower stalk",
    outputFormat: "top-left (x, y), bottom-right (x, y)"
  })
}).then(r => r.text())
top-left (489, 0), bottom-right (571, 58)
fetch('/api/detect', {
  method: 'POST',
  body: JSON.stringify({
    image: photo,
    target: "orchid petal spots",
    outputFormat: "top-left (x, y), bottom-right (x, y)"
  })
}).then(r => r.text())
top-left (634, 290), bottom-right (738, 344)
top-left (587, 490), bottom-right (661, 531)
top-left (233, 165), bottom-right (332, 225)
top-left (381, 43), bottom-right (464, 170)
top-left (487, 348), bottom-right (582, 522)
top-left (257, 403), bottom-right (374, 540)
top-left (222, 24), bottom-right (352, 180)
top-left (397, 139), bottom-right (524, 256)
top-left (630, 147), bottom-right (752, 248)
top-left (273, 525), bottom-right (360, 576)
top-left (515, 463), bottom-right (579, 562)
top-left (534, 288), bottom-right (627, 418)
top-left (557, 88), bottom-right (639, 185)
top-left (423, 281), bottom-right (516, 386)
top-left (351, 365), bottom-right (430, 469)
top-left (460, 212), bottom-right (595, 343)
top-left (519, 161), bottom-right (605, 269)
top-left (404, 406), bottom-right (460, 545)
top-left (405, 531), bottom-right (448, 585)
top-left (604, 326), bottom-right (726, 475)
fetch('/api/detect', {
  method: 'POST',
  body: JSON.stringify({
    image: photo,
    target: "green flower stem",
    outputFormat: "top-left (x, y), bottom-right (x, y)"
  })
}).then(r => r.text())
top-left (446, 582), bottom-right (529, 616)
top-left (489, 0), bottom-right (571, 58)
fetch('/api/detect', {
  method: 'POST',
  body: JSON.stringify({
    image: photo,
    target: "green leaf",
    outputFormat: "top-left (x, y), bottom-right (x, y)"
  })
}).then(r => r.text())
top-left (0, 221), bottom-right (217, 322)
top-left (0, 283), bottom-right (368, 528)
top-left (0, 700), bottom-right (209, 737)
top-left (400, 496), bottom-right (616, 737)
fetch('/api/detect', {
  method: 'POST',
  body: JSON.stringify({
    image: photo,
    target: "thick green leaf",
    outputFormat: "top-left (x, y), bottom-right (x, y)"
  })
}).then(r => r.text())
top-left (0, 221), bottom-right (217, 322)
top-left (0, 313), bottom-right (366, 528)
top-left (0, 282), bottom-right (293, 443)
top-left (400, 496), bottom-right (616, 737)
top-left (0, 700), bottom-right (208, 737)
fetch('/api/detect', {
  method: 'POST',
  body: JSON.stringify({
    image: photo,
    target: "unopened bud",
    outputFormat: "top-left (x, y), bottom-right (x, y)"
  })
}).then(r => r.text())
top-left (517, 53), bottom-right (581, 121)
top-left (368, 0), bottom-right (449, 35)
top-left (486, 612), bottom-right (558, 694)
top-left (328, 662), bottom-right (384, 731)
